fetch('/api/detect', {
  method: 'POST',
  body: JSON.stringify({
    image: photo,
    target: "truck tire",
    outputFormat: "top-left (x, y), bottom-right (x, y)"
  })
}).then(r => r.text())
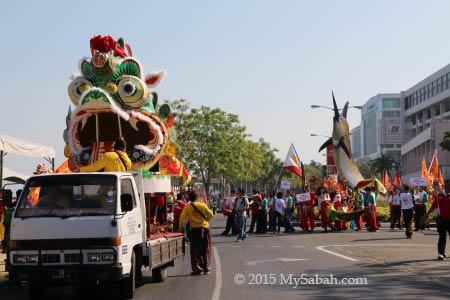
top-left (152, 266), bottom-right (168, 282)
top-left (121, 251), bottom-right (136, 299)
top-left (29, 281), bottom-right (47, 300)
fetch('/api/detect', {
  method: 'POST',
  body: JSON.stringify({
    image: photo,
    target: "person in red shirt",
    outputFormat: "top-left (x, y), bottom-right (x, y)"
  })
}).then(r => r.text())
top-left (300, 185), bottom-right (317, 232)
top-left (427, 181), bottom-right (450, 260)
top-left (173, 192), bottom-right (187, 232)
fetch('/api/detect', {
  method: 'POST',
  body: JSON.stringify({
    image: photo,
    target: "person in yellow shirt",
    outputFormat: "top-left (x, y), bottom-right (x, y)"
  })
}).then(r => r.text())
top-left (179, 191), bottom-right (213, 275)
top-left (75, 139), bottom-right (132, 172)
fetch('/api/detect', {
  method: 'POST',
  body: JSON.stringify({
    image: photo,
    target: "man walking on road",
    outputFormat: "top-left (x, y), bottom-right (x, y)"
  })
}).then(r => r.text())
top-left (414, 186), bottom-right (428, 231)
top-left (400, 185), bottom-right (415, 239)
top-left (427, 181), bottom-right (450, 260)
top-left (221, 190), bottom-right (237, 236)
top-left (234, 189), bottom-right (249, 242)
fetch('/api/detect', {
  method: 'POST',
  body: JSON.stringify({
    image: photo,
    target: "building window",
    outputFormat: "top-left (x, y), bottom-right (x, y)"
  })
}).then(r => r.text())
top-left (437, 78), bottom-right (442, 94)
top-left (390, 126), bottom-right (400, 133)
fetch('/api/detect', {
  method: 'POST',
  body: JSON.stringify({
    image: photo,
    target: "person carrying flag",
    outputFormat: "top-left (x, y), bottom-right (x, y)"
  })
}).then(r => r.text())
top-left (427, 181), bottom-right (450, 260)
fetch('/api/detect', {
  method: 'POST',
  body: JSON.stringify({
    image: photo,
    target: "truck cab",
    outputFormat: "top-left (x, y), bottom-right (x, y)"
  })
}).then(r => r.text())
top-left (8, 172), bottom-right (184, 299)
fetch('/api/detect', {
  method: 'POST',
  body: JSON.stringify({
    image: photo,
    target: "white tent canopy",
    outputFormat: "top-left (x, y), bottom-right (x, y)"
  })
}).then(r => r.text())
top-left (0, 134), bottom-right (55, 158)
top-left (0, 134), bottom-right (56, 188)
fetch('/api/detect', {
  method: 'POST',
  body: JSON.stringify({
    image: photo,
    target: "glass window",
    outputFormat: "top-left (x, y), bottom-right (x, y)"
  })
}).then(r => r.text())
top-left (437, 78), bottom-right (442, 94)
top-left (15, 175), bottom-right (117, 218)
top-left (382, 98), bottom-right (400, 109)
top-left (121, 178), bottom-right (137, 207)
top-left (425, 85), bottom-right (429, 100)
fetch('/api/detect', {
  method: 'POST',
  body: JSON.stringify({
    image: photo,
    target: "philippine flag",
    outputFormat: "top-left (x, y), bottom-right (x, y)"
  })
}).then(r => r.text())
top-left (283, 144), bottom-right (303, 177)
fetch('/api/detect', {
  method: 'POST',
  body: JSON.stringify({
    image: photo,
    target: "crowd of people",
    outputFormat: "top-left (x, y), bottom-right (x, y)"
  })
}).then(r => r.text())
top-left (217, 181), bottom-right (450, 260)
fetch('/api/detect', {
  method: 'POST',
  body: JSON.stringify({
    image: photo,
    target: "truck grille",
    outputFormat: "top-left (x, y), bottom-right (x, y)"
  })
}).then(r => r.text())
top-left (64, 253), bottom-right (82, 263)
top-left (41, 254), bottom-right (61, 264)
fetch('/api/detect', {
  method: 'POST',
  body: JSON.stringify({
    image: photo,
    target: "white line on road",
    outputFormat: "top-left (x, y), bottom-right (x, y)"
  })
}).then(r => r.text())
top-left (271, 245), bottom-right (283, 248)
top-left (250, 245), bottom-right (262, 248)
top-left (212, 247), bottom-right (222, 300)
top-left (246, 258), bottom-right (309, 266)
top-left (316, 246), bottom-right (359, 262)
top-left (291, 246), bottom-right (304, 248)
top-left (316, 243), bottom-right (432, 262)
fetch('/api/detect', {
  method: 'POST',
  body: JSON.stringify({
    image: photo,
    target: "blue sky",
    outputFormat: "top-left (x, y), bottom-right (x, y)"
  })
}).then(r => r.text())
top-left (1, 0), bottom-right (450, 176)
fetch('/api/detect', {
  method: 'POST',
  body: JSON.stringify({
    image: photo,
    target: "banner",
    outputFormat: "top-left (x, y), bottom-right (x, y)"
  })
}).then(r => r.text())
top-left (280, 180), bottom-right (291, 190)
top-left (296, 192), bottom-right (311, 203)
top-left (410, 177), bottom-right (427, 186)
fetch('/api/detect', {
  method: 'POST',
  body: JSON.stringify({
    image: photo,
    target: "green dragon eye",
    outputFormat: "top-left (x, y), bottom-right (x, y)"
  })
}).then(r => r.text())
top-left (116, 75), bottom-right (148, 108)
top-left (68, 78), bottom-right (93, 106)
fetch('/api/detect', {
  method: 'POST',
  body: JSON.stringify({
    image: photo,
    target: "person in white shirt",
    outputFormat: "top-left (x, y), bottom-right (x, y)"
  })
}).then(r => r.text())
top-left (221, 190), bottom-right (237, 236)
top-left (389, 188), bottom-right (402, 230)
top-left (234, 189), bottom-right (249, 242)
top-left (414, 186), bottom-right (428, 231)
top-left (400, 185), bottom-right (415, 239)
top-left (273, 192), bottom-right (286, 234)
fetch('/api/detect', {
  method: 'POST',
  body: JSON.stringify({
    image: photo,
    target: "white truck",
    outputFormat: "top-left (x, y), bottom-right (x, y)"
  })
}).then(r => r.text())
top-left (7, 171), bottom-right (185, 299)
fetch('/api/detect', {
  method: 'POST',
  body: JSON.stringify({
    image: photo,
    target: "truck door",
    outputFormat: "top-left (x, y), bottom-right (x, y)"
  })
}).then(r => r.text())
top-left (120, 177), bottom-right (143, 250)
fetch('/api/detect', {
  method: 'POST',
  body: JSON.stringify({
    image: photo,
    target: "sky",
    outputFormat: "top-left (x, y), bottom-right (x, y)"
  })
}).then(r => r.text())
top-left (1, 0), bottom-right (450, 178)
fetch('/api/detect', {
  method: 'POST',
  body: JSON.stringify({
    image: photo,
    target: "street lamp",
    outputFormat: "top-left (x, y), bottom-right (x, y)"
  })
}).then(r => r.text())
top-left (310, 133), bottom-right (331, 138)
top-left (310, 105), bottom-right (362, 110)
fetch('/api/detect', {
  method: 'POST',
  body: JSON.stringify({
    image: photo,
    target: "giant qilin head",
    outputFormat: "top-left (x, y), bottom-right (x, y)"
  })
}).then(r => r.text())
top-left (64, 35), bottom-right (177, 172)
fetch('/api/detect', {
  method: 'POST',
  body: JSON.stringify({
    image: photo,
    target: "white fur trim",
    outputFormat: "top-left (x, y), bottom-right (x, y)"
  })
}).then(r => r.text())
top-left (68, 108), bottom-right (92, 155)
top-left (70, 73), bottom-right (81, 80)
top-left (145, 70), bottom-right (167, 87)
top-left (77, 87), bottom-right (130, 121)
top-left (129, 111), bottom-right (164, 156)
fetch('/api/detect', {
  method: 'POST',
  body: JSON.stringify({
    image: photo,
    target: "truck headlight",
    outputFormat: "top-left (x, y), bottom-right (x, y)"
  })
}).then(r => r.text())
top-left (26, 255), bottom-right (39, 263)
top-left (13, 255), bottom-right (26, 264)
top-left (102, 252), bottom-right (114, 261)
top-left (88, 253), bottom-right (101, 262)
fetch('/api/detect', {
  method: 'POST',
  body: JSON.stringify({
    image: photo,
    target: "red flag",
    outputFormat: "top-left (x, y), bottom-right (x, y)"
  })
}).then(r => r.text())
top-left (382, 170), bottom-right (391, 190)
top-left (427, 150), bottom-right (439, 179)
top-left (392, 171), bottom-right (403, 187)
top-left (439, 167), bottom-right (445, 186)
top-left (421, 156), bottom-right (427, 178)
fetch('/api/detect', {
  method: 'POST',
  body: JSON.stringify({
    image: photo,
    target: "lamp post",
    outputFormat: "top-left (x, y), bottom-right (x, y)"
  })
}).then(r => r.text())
top-left (310, 105), bottom-right (363, 110)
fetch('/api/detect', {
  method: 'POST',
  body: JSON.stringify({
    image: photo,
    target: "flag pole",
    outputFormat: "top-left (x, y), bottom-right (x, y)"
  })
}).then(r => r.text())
top-left (274, 168), bottom-right (283, 190)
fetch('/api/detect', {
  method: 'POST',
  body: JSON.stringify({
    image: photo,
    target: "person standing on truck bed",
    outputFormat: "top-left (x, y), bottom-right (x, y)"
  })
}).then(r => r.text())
top-left (74, 139), bottom-right (132, 172)
top-left (179, 191), bottom-right (213, 275)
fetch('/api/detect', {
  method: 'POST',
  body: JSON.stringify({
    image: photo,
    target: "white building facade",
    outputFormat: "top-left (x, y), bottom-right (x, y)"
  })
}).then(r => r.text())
top-left (400, 63), bottom-right (450, 182)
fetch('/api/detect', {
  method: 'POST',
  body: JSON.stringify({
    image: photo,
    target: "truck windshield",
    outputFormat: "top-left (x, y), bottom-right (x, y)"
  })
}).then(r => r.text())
top-left (15, 175), bottom-right (117, 218)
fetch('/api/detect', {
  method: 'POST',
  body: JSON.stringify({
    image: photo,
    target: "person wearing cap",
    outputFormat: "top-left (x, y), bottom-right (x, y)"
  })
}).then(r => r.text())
top-left (400, 185), bottom-right (415, 238)
top-left (427, 181), bottom-right (450, 260)
top-left (389, 187), bottom-right (402, 230)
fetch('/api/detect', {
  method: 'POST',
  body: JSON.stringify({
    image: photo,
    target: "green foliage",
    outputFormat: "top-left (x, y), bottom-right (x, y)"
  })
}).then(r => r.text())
top-left (372, 155), bottom-right (396, 175)
top-left (355, 157), bottom-right (374, 179)
top-left (440, 131), bottom-right (450, 152)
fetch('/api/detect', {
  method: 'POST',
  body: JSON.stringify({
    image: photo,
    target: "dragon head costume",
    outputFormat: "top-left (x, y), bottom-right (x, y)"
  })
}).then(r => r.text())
top-left (63, 35), bottom-right (188, 183)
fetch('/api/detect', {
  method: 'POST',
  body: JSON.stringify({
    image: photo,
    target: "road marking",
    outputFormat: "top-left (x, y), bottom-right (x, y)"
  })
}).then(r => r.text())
top-left (212, 247), bottom-right (222, 300)
top-left (271, 245), bottom-right (283, 248)
top-left (230, 246), bottom-right (241, 248)
top-left (291, 246), bottom-right (304, 248)
top-left (250, 245), bottom-right (262, 248)
top-left (246, 258), bottom-right (309, 266)
top-left (316, 246), bottom-right (359, 262)
top-left (316, 244), bottom-right (432, 262)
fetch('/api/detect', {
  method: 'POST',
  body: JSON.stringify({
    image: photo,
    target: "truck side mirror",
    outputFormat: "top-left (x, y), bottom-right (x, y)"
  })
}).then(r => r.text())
top-left (121, 194), bottom-right (133, 212)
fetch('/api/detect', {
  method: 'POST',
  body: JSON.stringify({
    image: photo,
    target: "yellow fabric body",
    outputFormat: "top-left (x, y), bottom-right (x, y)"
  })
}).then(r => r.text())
top-left (80, 150), bottom-right (132, 172)
top-left (179, 202), bottom-right (213, 229)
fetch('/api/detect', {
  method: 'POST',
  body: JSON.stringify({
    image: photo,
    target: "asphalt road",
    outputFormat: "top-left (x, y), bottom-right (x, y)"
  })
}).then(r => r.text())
top-left (2, 215), bottom-right (450, 299)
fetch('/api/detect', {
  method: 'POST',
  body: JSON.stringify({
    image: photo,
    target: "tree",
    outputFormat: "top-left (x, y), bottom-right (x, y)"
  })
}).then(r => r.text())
top-left (177, 106), bottom-right (248, 200)
top-left (372, 155), bottom-right (396, 176)
top-left (355, 157), bottom-right (374, 179)
top-left (440, 131), bottom-right (450, 151)
top-left (254, 138), bottom-right (283, 190)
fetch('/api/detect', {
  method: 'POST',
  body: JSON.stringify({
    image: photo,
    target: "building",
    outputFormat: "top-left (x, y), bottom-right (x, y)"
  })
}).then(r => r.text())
top-left (351, 125), bottom-right (361, 159)
top-left (400, 63), bottom-right (450, 182)
top-left (351, 94), bottom-right (402, 164)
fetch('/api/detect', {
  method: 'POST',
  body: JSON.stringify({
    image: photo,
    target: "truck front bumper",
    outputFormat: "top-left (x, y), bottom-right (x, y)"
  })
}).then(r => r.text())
top-left (9, 264), bottom-right (124, 284)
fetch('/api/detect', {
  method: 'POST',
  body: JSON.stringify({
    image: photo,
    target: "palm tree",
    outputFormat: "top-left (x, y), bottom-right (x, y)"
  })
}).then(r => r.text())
top-left (372, 155), bottom-right (396, 175)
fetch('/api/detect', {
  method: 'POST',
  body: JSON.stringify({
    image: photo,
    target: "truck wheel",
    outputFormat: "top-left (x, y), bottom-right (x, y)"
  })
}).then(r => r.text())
top-left (152, 266), bottom-right (168, 282)
top-left (29, 281), bottom-right (47, 300)
top-left (121, 251), bottom-right (136, 299)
